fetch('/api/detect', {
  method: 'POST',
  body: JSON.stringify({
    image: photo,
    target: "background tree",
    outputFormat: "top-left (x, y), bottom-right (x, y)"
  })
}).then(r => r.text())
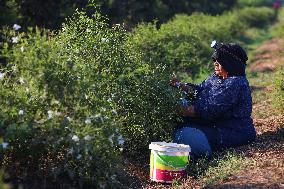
top-left (1, 0), bottom-right (238, 29)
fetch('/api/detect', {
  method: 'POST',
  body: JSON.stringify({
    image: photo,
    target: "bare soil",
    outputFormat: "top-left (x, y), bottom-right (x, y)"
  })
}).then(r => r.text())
top-left (248, 38), bottom-right (284, 73)
top-left (211, 115), bottom-right (284, 189)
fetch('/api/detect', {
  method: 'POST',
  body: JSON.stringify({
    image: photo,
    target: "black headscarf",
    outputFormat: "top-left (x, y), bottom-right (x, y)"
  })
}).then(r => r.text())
top-left (211, 43), bottom-right (248, 76)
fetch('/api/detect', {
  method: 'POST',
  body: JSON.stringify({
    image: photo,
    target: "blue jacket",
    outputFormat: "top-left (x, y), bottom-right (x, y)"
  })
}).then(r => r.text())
top-left (186, 74), bottom-right (256, 150)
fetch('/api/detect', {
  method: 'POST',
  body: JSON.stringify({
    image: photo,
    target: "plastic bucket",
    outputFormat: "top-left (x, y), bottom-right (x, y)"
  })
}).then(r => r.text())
top-left (149, 142), bottom-right (191, 183)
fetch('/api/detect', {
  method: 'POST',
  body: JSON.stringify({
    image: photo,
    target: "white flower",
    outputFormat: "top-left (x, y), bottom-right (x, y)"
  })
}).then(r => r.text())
top-left (12, 36), bottom-right (19, 43)
top-left (100, 117), bottom-right (104, 123)
top-left (110, 174), bottom-right (117, 180)
top-left (107, 98), bottom-right (112, 102)
top-left (18, 109), bottom-right (24, 115)
top-left (0, 72), bottom-right (5, 80)
top-left (77, 154), bottom-right (82, 159)
top-left (101, 38), bottom-right (109, 43)
top-left (56, 112), bottom-right (61, 116)
top-left (20, 46), bottom-right (24, 52)
top-left (2, 142), bottom-right (8, 149)
top-left (93, 45), bottom-right (97, 50)
top-left (72, 135), bottom-right (79, 142)
top-left (53, 100), bottom-right (60, 104)
top-left (112, 109), bottom-right (117, 115)
top-left (108, 134), bottom-right (114, 144)
top-left (118, 135), bottom-right (125, 145)
top-left (84, 135), bottom-right (92, 141)
top-left (85, 118), bottom-right (92, 124)
top-left (12, 65), bottom-right (17, 71)
top-left (66, 116), bottom-right (72, 121)
top-left (92, 113), bottom-right (104, 122)
top-left (19, 77), bottom-right (25, 84)
top-left (86, 28), bottom-right (91, 33)
top-left (13, 24), bottom-right (21, 30)
top-left (47, 110), bottom-right (53, 119)
top-left (94, 114), bottom-right (101, 118)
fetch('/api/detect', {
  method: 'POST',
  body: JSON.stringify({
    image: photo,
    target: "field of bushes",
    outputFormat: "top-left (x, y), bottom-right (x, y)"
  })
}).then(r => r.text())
top-left (0, 0), bottom-right (283, 188)
top-left (271, 8), bottom-right (284, 112)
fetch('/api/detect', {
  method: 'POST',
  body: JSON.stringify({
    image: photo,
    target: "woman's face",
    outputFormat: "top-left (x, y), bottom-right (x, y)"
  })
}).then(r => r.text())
top-left (214, 60), bottom-right (228, 78)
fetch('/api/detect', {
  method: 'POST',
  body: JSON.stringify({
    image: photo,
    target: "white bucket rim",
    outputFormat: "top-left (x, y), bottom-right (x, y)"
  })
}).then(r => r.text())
top-left (149, 142), bottom-right (191, 152)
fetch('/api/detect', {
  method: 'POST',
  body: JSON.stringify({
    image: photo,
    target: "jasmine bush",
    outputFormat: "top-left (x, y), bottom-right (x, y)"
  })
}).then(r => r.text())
top-left (236, 7), bottom-right (275, 27)
top-left (0, 8), bottom-right (182, 187)
top-left (130, 19), bottom-right (209, 80)
top-left (131, 7), bottom-right (275, 81)
top-left (0, 13), bottom-right (124, 188)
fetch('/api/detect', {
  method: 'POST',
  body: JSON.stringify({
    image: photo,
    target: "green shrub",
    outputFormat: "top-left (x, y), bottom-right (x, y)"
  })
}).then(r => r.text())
top-left (271, 8), bottom-right (284, 37)
top-left (0, 8), bottom-right (183, 187)
top-left (273, 69), bottom-right (284, 112)
top-left (129, 14), bottom-right (237, 79)
top-left (130, 7), bottom-right (274, 81)
top-left (130, 20), bottom-right (208, 79)
top-left (236, 7), bottom-right (275, 28)
top-left (0, 0), bottom-right (19, 26)
top-left (236, 0), bottom-right (275, 7)
top-left (0, 13), bottom-right (126, 188)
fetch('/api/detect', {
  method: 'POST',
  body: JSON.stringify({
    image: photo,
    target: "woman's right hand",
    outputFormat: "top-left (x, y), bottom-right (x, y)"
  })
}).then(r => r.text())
top-left (170, 73), bottom-right (190, 92)
top-left (170, 73), bottom-right (181, 87)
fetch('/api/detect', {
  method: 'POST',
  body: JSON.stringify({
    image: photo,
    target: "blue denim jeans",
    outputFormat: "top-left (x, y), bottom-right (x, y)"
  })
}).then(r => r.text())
top-left (173, 127), bottom-right (212, 158)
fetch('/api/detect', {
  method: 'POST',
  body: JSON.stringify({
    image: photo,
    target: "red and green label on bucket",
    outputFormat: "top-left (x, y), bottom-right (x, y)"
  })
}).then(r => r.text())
top-left (149, 142), bottom-right (191, 183)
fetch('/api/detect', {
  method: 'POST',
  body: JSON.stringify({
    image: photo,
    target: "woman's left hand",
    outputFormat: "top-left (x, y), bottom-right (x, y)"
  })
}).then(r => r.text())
top-left (178, 105), bottom-right (196, 117)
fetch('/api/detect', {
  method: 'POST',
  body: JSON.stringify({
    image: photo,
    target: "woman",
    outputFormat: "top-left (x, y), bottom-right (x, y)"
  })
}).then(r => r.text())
top-left (171, 41), bottom-right (256, 158)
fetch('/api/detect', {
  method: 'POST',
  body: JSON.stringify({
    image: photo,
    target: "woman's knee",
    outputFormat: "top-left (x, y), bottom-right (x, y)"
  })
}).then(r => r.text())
top-left (173, 127), bottom-right (212, 157)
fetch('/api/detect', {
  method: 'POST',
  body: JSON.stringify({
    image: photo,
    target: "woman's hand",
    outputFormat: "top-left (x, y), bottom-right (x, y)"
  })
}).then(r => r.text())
top-left (169, 73), bottom-right (180, 87)
top-left (169, 73), bottom-right (190, 92)
top-left (178, 105), bottom-right (196, 117)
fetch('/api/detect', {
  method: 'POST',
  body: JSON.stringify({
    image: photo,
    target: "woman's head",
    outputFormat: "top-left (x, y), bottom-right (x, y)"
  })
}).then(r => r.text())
top-left (211, 42), bottom-right (248, 76)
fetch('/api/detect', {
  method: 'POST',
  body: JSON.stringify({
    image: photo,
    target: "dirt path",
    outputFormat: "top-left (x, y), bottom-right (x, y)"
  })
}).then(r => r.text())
top-left (248, 38), bottom-right (284, 73)
top-left (207, 38), bottom-right (284, 188)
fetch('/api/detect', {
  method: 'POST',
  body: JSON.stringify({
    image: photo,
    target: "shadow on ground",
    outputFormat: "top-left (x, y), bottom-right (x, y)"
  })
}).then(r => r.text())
top-left (206, 183), bottom-right (284, 189)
